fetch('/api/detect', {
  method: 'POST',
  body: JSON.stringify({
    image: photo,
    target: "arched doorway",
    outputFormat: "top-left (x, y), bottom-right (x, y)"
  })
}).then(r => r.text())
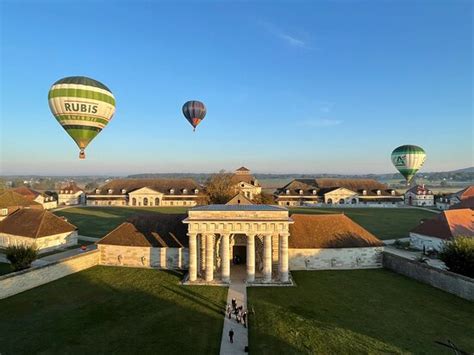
top-left (327, 198), bottom-right (333, 204)
top-left (155, 197), bottom-right (160, 206)
top-left (339, 199), bottom-right (345, 204)
top-left (132, 198), bottom-right (137, 206)
top-left (143, 197), bottom-right (148, 206)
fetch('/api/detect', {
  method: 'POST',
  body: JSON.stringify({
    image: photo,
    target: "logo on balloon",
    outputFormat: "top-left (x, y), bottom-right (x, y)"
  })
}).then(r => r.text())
top-left (64, 102), bottom-right (98, 114)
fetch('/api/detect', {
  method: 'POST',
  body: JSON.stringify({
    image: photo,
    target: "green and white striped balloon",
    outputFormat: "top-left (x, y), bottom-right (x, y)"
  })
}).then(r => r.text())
top-left (48, 76), bottom-right (116, 159)
top-left (391, 145), bottom-right (426, 183)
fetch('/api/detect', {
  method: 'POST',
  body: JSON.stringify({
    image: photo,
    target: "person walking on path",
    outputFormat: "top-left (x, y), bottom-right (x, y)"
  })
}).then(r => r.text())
top-left (242, 311), bottom-right (247, 328)
top-left (229, 328), bottom-right (234, 344)
top-left (232, 297), bottom-right (236, 310)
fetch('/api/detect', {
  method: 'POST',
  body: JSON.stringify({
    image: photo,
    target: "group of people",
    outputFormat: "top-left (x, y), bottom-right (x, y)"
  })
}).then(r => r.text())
top-left (227, 297), bottom-right (248, 345)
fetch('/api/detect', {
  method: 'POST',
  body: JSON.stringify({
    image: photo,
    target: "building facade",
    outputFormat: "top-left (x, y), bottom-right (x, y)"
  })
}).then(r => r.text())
top-left (436, 185), bottom-right (474, 210)
top-left (231, 167), bottom-right (262, 200)
top-left (87, 179), bottom-right (202, 207)
top-left (12, 187), bottom-right (57, 210)
top-left (405, 185), bottom-right (434, 207)
top-left (0, 209), bottom-right (78, 252)
top-left (275, 178), bottom-right (402, 206)
top-left (58, 183), bottom-right (85, 206)
top-left (0, 191), bottom-right (43, 221)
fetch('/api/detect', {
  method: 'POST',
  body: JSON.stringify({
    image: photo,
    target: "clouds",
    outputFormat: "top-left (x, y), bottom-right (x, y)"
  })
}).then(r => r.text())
top-left (259, 20), bottom-right (311, 49)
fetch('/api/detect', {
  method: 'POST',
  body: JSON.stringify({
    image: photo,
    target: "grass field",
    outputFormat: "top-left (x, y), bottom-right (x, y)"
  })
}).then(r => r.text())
top-left (248, 270), bottom-right (474, 354)
top-left (289, 207), bottom-right (435, 240)
top-left (54, 207), bottom-right (188, 238)
top-left (0, 266), bottom-right (227, 354)
top-left (0, 262), bottom-right (13, 276)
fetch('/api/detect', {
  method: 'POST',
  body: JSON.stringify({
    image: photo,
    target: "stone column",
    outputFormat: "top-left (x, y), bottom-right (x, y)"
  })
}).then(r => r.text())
top-left (279, 233), bottom-right (289, 282)
top-left (188, 233), bottom-right (197, 282)
top-left (205, 234), bottom-right (215, 282)
top-left (246, 234), bottom-right (255, 282)
top-left (263, 234), bottom-right (272, 282)
top-left (199, 234), bottom-right (206, 275)
top-left (221, 234), bottom-right (230, 283)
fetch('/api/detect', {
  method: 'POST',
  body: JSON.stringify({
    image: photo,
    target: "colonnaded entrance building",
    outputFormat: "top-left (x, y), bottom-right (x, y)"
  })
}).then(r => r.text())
top-left (183, 205), bottom-right (293, 284)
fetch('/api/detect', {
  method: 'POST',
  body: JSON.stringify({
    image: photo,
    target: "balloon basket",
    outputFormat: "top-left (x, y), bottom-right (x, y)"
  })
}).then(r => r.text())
top-left (79, 150), bottom-right (85, 159)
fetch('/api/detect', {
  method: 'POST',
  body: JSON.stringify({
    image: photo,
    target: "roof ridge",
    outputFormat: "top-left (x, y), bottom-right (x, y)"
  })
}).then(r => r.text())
top-left (35, 209), bottom-right (47, 239)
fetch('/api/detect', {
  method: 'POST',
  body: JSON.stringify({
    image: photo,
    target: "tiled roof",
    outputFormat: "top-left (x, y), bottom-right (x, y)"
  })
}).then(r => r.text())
top-left (289, 214), bottom-right (383, 248)
top-left (89, 179), bottom-right (200, 195)
top-left (236, 166), bottom-right (250, 172)
top-left (12, 187), bottom-right (42, 200)
top-left (450, 197), bottom-right (474, 210)
top-left (453, 186), bottom-right (474, 200)
top-left (226, 193), bottom-right (254, 205)
top-left (276, 178), bottom-right (398, 197)
top-left (231, 174), bottom-right (259, 186)
top-left (0, 191), bottom-right (42, 209)
top-left (59, 183), bottom-right (83, 194)
top-left (411, 209), bottom-right (474, 240)
top-left (97, 214), bottom-right (188, 247)
top-left (406, 185), bottom-right (433, 195)
top-left (191, 204), bottom-right (287, 211)
top-left (0, 209), bottom-right (76, 238)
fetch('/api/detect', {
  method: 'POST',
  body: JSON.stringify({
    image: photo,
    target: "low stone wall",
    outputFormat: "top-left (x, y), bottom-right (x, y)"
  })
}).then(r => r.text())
top-left (383, 252), bottom-right (474, 301)
top-left (289, 247), bottom-right (383, 270)
top-left (0, 250), bottom-right (99, 300)
top-left (99, 245), bottom-right (188, 269)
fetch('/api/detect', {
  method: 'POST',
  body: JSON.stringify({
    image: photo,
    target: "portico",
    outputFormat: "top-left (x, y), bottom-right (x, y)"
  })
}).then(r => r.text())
top-left (183, 205), bottom-right (293, 284)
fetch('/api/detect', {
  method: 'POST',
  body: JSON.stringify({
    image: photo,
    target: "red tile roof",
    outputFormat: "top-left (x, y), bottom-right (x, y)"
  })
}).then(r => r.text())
top-left (89, 179), bottom-right (200, 195)
top-left (289, 214), bottom-right (383, 248)
top-left (0, 209), bottom-right (76, 238)
top-left (450, 197), bottom-right (474, 210)
top-left (97, 214), bottom-right (188, 248)
top-left (12, 187), bottom-right (42, 200)
top-left (411, 209), bottom-right (474, 240)
top-left (0, 191), bottom-right (42, 210)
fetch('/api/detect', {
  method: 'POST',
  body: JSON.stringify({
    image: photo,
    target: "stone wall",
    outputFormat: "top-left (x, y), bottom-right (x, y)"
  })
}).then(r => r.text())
top-left (99, 245), bottom-right (188, 269)
top-left (0, 250), bottom-right (99, 299)
top-left (0, 231), bottom-right (78, 253)
top-left (383, 252), bottom-right (474, 301)
top-left (409, 233), bottom-right (445, 252)
top-left (289, 247), bottom-right (383, 270)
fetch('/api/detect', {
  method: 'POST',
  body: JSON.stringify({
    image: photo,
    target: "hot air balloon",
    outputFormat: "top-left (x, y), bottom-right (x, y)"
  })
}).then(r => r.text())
top-left (182, 100), bottom-right (206, 131)
top-left (391, 145), bottom-right (426, 184)
top-left (48, 76), bottom-right (116, 159)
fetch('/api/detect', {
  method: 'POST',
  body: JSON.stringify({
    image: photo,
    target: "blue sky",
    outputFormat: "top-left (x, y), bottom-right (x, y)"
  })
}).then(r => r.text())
top-left (0, 0), bottom-right (472, 175)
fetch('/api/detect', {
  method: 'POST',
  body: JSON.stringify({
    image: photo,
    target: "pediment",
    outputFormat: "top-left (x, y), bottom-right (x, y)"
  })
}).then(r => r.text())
top-left (129, 187), bottom-right (163, 195)
top-left (324, 187), bottom-right (357, 196)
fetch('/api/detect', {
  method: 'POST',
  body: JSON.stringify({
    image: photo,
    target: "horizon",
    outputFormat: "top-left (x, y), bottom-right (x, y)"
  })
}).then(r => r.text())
top-left (1, 1), bottom-right (472, 175)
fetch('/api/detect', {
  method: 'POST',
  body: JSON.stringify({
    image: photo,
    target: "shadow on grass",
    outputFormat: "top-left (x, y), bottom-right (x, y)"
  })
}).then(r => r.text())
top-left (0, 266), bottom-right (226, 355)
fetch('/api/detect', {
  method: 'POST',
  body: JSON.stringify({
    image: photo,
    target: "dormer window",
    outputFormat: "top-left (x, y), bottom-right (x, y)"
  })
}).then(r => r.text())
top-left (183, 189), bottom-right (188, 194)
top-left (170, 189), bottom-right (175, 194)
top-left (96, 189), bottom-right (101, 194)
top-left (121, 189), bottom-right (127, 194)
top-left (60, 190), bottom-right (64, 194)
top-left (286, 189), bottom-right (290, 195)
top-left (194, 189), bottom-right (199, 194)
top-left (362, 190), bottom-right (367, 196)
top-left (377, 190), bottom-right (381, 195)
top-left (108, 189), bottom-right (113, 194)
top-left (299, 189), bottom-right (304, 195)
top-left (391, 190), bottom-right (396, 196)
top-left (241, 184), bottom-right (245, 188)
top-left (312, 190), bottom-right (317, 195)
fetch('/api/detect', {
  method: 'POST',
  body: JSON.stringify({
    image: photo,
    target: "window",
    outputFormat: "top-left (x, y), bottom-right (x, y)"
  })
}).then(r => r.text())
top-left (339, 199), bottom-right (345, 204)
top-left (170, 201), bottom-right (174, 206)
top-left (1, 208), bottom-right (7, 216)
top-left (132, 198), bottom-right (137, 206)
top-left (143, 197), bottom-right (148, 206)
top-left (299, 189), bottom-right (303, 195)
top-left (60, 190), bottom-right (64, 194)
top-left (183, 189), bottom-right (188, 194)
top-left (362, 190), bottom-right (367, 196)
top-left (194, 189), bottom-right (199, 194)
top-left (121, 189), bottom-right (127, 194)
top-left (376, 190), bottom-right (381, 195)
top-left (155, 197), bottom-right (160, 206)
top-left (351, 198), bottom-right (357, 204)
top-left (327, 198), bottom-right (333, 204)
top-left (108, 189), bottom-right (113, 194)
top-left (391, 190), bottom-right (396, 195)
top-left (170, 189), bottom-right (175, 194)
top-left (286, 189), bottom-right (290, 195)
top-left (312, 190), bottom-right (317, 195)
top-left (96, 189), bottom-right (101, 194)
top-left (241, 184), bottom-right (244, 187)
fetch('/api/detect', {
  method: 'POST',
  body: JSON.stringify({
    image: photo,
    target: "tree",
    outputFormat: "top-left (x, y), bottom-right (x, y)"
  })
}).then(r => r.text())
top-left (439, 237), bottom-right (474, 278)
top-left (252, 192), bottom-right (276, 205)
top-left (6, 244), bottom-right (39, 271)
top-left (205, 170), bottom-right (234, 204)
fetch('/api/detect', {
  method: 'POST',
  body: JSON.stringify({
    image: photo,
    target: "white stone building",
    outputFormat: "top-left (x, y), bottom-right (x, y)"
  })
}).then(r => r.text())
top-left (0, 208), bottom-right (78, 253)
top-left (0, 191), bottom-right (43, 221)
top-left (405, 185), bottom-right (434, 207)
top-left (436, 185), bottom-right (474, 210)
top-left (87, 179), bottom-right (202, 207)
top-left (231, 167), bottom-right (262, 200)
top-left (58, 183), bottom-right (85, 206)
top-left (409, 208), bottom-right (473, 252)
top-left (12, 187), bottom-right (57, 210)
top-left (275, 178), bottom-right (402, 206)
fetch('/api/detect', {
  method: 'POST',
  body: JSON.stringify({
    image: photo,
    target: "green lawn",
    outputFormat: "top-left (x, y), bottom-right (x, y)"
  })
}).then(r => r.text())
top-left (54, 207), bottom-right (189, 238)
top-left (0, 266), bottom-right (227, 354)
top-left (248, 270), bottom-right (474, 354)
top-left (289, 207), bottom-right (435, 240)
top-left (0, 262), bottom-right (13, 276)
